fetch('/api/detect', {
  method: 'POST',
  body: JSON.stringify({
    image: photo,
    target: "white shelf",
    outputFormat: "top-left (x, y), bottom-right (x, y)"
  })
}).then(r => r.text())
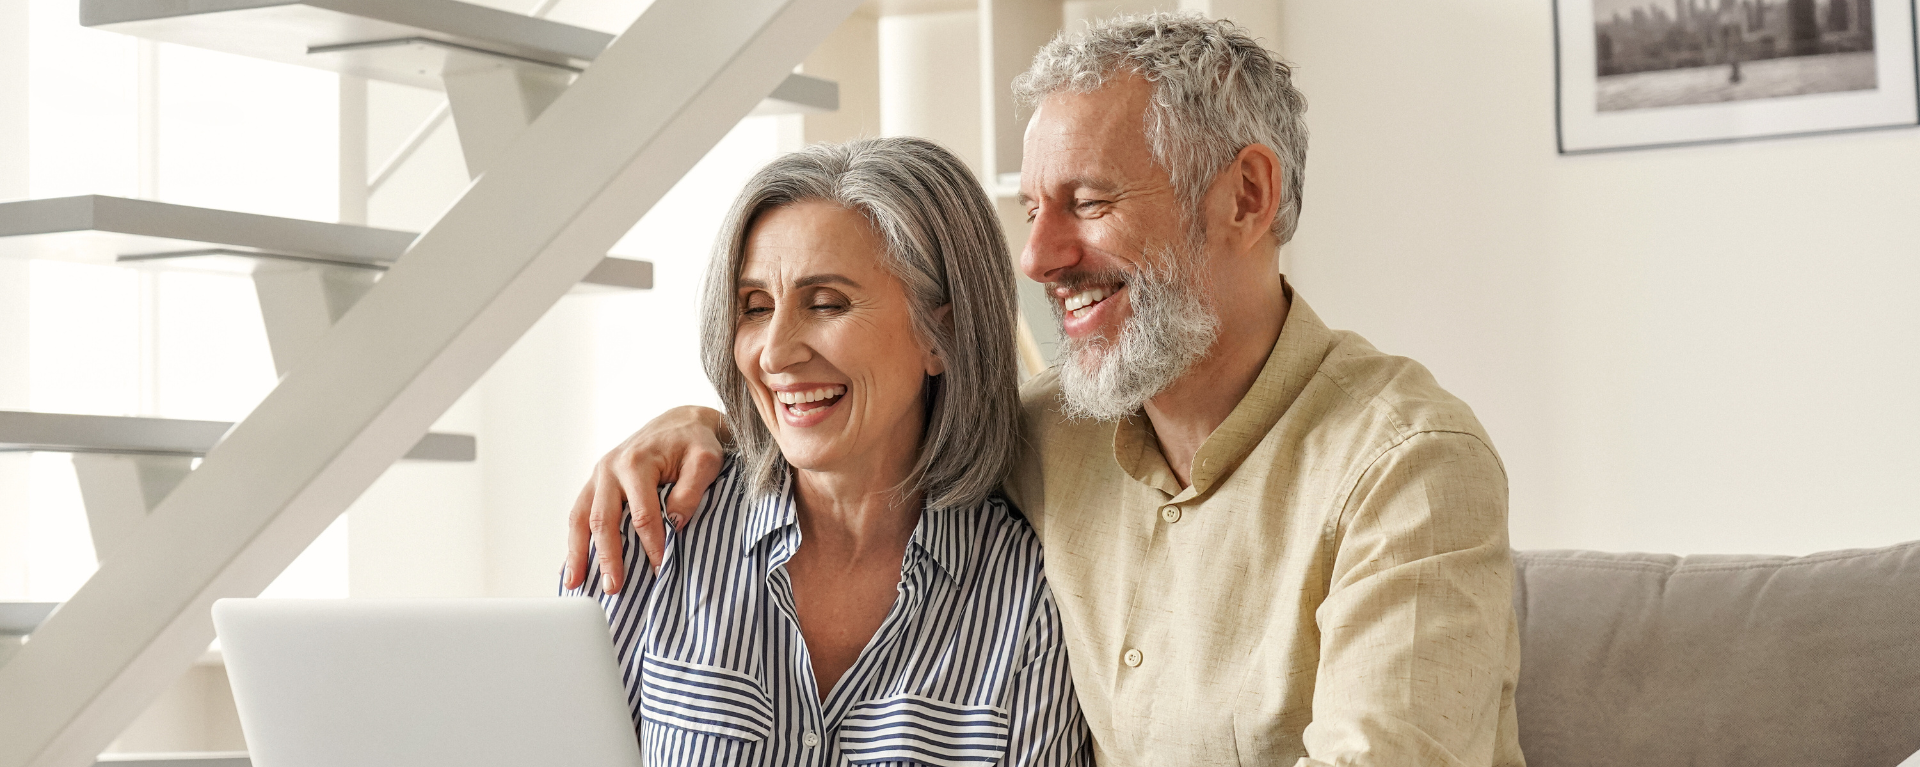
top-left (80, 0), bottom-right (837, 114)
top-left (0, 410), bottom-right (476, 462)
top-left (0, 195), bottom-right (652, 290)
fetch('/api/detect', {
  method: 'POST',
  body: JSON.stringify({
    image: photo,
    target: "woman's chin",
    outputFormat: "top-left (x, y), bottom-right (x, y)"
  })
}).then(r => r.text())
top-left (774, 446), bottom-right (839, 475)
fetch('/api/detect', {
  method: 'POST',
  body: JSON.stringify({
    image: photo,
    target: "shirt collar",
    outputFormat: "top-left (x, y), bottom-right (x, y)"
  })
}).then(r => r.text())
top-left (1112, 284), bottom-right (1336, 501)
top-left (908, 503), bottom-right (974, 585)
top-left (740, 469), bottom-right (974, 584)
top-left (743, 470), bottom-right (799, 562)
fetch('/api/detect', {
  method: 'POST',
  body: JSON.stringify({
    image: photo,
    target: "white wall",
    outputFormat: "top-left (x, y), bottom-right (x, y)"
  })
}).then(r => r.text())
top-left (0, 0), bottom-right (29, 601)
top-left (880, 10), bottom-right (983, 173)
top-left (1275, 1), bottom-right (1920, 556)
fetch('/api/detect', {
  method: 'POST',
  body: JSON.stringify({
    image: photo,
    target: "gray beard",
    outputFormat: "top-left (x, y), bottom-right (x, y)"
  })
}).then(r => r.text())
top-left (1052, 242), bottom-right (1220, 422)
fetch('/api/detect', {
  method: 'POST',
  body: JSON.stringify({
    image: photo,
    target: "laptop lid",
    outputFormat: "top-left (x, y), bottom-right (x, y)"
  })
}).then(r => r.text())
top-left (214, 598), bottom-right (641, 767)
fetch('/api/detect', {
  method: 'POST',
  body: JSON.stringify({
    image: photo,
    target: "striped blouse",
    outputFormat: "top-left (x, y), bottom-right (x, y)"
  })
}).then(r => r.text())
top-left (565, 458), bottom-right (1092, 766)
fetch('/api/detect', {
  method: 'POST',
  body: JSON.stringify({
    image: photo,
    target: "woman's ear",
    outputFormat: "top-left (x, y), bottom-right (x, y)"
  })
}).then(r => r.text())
top-left (924, 303), bottom-right (953, 377)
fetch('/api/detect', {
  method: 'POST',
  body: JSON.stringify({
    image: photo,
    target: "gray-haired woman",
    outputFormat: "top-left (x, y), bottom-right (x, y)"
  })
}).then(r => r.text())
top-left (565, 137), bottom-right (1091, 766)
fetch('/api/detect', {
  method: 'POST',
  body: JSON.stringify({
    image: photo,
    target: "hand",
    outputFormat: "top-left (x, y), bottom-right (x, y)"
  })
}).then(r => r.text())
top-left (563, 406), bottom-right (729, 593)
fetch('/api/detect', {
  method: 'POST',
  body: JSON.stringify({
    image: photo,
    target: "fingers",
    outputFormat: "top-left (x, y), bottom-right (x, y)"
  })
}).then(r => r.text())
top-left (563, 480), bottom-right (595, 590)
top-left (662, 447), bottom-right (724, 530)
top-left (589, 466), bottom-right (628, 594)
top-left (617, 459), bottom-right (669, 573)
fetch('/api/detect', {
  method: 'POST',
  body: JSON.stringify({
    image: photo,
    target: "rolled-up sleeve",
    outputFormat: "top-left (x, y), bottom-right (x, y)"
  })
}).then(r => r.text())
top-left (1300, 430), bottom-right (1522, 767)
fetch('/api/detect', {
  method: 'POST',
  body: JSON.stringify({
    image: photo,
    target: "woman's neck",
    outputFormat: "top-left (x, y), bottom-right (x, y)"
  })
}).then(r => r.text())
top-left (791, 462), bottom-right (922, 561)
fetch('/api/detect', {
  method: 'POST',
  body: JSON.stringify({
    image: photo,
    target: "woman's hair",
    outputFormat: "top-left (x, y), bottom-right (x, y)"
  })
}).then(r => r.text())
top-left (699, 137), bottom-right (1022, 511)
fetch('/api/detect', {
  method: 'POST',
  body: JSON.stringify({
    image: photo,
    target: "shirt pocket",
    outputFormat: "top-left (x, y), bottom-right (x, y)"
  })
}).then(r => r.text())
top-left (837, 693), bottom-right (1010, 766)
top-left (638, 651), bottom-right (774, 743)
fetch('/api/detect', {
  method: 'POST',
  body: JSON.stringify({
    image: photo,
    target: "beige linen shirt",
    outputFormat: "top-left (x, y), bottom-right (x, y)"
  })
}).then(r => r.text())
top-left (1005, 293), bottom-right (1524, 767)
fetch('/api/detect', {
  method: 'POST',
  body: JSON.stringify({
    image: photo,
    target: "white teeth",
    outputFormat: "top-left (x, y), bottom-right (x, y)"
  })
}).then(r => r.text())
top-left (774, 385), bottom-right (846, 405)
top-left (1062, 286), bottom-right (1114, 313)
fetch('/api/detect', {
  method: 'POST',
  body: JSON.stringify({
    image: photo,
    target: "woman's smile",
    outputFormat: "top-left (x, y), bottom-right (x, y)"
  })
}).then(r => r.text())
top-left (771, 383), bottom-right (848, 427)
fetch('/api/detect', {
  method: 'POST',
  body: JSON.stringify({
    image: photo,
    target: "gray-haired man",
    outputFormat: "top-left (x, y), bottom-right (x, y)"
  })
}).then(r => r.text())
top-left (565, 14), bottom-right (1524, 766)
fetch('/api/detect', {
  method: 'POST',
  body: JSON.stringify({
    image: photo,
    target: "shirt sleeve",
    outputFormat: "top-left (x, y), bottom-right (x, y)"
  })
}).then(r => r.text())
top-left (560, 499), bottom-right (664, 728)
top-left (1002, 582), bottom-right (1095, 767)
top-left (1298, 430), bottom-right (1521, 767)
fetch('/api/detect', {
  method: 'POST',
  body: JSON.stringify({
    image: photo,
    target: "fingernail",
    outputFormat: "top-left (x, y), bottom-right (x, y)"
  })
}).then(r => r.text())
top-left (563, 566), bottom-right (573, 586)
top-left (667, 513), bottom-right (684, 529)
top-left (601, 573), bottom-right (614, 592)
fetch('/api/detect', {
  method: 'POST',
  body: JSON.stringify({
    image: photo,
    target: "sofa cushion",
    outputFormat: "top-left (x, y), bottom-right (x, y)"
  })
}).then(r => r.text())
top-left (1513, 541), bottom-right (1920, 767)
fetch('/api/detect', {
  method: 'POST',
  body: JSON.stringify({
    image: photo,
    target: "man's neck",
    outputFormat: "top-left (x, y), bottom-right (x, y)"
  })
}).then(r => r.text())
top-left (1142, 275), bottom-right (1291, 488)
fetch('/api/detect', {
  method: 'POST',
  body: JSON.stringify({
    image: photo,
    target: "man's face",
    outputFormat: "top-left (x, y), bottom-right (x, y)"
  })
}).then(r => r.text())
top-left (1019, 74), bottom-right (1220, 420)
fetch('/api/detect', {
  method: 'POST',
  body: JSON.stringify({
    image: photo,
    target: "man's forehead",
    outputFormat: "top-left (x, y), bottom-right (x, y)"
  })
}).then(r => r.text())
top-left (1027, 77), bottom-right (1152, 140)
top-left (1020, 78), bottom-right (1160, 201)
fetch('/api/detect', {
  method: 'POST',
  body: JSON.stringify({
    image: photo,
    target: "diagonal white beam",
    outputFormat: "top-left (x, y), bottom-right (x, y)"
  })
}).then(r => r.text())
top-left (0, 0), bottom-right (860, 764)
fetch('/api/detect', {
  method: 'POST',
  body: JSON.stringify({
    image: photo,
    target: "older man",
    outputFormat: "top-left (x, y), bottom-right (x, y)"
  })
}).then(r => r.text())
top-left (564, 14), bottom-right (1523, 767)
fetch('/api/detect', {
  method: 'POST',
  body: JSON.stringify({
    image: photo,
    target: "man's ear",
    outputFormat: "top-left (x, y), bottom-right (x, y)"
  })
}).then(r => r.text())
top-left (1221, 143), bottom-right (1283, 250)
top-left (924, 303), bottom-right (953, 376)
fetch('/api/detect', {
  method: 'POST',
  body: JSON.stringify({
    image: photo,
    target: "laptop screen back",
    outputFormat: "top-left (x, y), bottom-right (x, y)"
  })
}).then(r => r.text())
top-left (214, 598), bottom-right (641, 767)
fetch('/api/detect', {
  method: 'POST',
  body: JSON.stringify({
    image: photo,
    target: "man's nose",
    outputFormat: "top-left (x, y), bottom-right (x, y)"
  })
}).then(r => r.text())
top-left (1021, 206), bottom-right (1080, 284)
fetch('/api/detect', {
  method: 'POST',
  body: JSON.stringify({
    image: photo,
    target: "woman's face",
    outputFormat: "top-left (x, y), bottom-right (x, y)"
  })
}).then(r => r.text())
top-left (734, 200), bottom-right (944, 478)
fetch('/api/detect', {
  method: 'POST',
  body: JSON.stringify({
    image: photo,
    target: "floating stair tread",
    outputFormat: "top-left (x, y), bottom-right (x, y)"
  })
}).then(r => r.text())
top-left (80, 0), bottom-right (837, 113)
top-left (0, 411), bottom-right (475, 462)
top-left (0, 195), bottom-right (651, 289)
top-left (95, 753), bottom-right (249, 767)
top-left (0, 602), bottom-right (60, 636)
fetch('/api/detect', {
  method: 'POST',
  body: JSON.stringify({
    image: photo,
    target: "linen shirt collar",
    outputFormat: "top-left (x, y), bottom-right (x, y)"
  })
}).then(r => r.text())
top-left (1112, 287), bottom-right (1337, 501)
top-left (740, 469), bottom-right (972, 584)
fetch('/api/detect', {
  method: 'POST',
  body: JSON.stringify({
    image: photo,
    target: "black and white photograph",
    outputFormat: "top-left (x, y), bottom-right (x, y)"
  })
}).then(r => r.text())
top-left (1595, 0), bottom-right (1879, 111)
top-left (1557, 0), bottom-right (1920, 152)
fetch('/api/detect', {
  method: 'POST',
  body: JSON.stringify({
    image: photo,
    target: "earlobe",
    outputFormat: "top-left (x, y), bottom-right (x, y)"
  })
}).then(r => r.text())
top-left (925, 303), bottom-right (953, 376)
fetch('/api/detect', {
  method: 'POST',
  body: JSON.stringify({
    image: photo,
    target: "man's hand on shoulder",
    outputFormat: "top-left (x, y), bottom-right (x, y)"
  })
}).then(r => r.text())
top-left (562, 405), bottom-right (730, 594)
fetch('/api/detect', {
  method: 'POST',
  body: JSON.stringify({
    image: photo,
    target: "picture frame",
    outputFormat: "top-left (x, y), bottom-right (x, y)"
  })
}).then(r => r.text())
top-left (1555, 0), bottom-right (1920, 153)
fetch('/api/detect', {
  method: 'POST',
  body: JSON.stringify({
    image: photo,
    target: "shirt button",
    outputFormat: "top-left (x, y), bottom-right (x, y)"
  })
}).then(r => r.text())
top-left (1160, 505), bottom-right (1181, 523)
top-left (803, 731), bottom-right (819, 748)
top-left (1124, 648), bottom-right (1143, 667)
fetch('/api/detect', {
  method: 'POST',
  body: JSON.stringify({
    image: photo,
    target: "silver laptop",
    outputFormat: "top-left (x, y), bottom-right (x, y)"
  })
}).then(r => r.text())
top-left (213, 598), bottom-right (642, 767)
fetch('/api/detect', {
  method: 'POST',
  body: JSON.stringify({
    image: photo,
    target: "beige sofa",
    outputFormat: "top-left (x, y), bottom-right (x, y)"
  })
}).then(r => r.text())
top-left (1511, 540), bottom-right (1920, 766)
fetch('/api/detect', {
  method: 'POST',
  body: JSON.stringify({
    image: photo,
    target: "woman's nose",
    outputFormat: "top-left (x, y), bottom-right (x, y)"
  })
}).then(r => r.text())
top-left (759, 306), bottom-right (811, 374)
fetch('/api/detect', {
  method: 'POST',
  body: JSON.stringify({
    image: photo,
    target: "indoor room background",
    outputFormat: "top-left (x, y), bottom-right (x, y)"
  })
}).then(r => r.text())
top-left (1, 0), bottom-right (1916, 754)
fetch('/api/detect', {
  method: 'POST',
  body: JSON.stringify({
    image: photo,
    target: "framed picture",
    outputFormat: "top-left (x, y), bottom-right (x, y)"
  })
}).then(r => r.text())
top-left (1556, 0), bottom-right (1920, 153)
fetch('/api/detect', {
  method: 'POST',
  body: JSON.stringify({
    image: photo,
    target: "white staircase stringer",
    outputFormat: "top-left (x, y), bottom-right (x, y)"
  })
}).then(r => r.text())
top-left (442, 62), bottom-right (571, 178)
top-left (0, 0), bottom-right (862, 764)
top-left (70, 453), bottom-right (196, 563)
top-left (252, 263), bottom-right (382, 377)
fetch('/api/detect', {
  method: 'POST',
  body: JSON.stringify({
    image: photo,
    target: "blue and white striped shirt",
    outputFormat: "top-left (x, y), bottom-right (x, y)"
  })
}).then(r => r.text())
top-left (566, 458), bottom-right (1092, 766)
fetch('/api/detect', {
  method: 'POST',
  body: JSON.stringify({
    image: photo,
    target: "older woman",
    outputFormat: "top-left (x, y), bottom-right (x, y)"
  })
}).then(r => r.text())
top-left (565, 137), bottom-right (1090, 766)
